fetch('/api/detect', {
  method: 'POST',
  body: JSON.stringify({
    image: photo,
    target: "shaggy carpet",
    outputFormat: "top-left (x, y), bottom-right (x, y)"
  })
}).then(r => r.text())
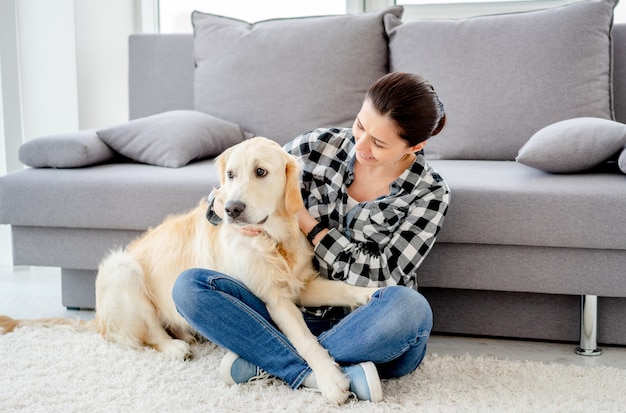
top-left (0, 326), bottom-right (624, 412)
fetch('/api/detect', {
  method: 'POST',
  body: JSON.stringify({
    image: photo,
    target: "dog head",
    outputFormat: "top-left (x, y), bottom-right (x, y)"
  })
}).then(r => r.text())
top-left (215, 137), bottom-right (304, 231)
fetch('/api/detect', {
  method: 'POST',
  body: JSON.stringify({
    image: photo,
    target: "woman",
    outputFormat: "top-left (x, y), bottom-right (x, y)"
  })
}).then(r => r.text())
top-left (172, 72), bottom-right (450, 402)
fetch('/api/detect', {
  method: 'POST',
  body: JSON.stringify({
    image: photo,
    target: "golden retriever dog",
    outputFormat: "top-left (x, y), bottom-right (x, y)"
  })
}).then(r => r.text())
top-left (0, 137), bottom-right (379, 404)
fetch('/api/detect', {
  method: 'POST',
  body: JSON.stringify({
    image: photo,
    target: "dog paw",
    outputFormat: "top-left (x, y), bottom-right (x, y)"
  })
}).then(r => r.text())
top-left (354, 287), bottom-right (381, 307)
top-left (368, 287), bottom-right (382, 300)
top-left (158, 339), bottom-right (193, 360)
top-left (315, 364), bottom-right (351, 404)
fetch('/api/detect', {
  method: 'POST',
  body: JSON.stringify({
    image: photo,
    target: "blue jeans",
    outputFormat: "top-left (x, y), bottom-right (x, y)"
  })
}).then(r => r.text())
top-left (172, 268), bottom-right (433, 389)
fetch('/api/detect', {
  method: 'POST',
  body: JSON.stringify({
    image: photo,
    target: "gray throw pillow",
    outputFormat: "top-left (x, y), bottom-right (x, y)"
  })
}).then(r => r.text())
top-left (192, 7), bottom-right (403, 146)
top-left (385, 0), bottom-right (617, 161)
top-left (97, 110), bottom-right (253, 168)
top-left (18, 130), bottom-right (115, 168)
top-left (516, 117), bottom-right (626, 173)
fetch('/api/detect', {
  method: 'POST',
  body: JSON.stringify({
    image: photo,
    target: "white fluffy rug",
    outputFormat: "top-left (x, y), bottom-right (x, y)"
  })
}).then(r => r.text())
top-left (1, 326), bottom-right (625, 413)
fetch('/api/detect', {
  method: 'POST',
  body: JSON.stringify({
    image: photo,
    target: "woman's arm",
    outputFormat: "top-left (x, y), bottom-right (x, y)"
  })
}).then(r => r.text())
top-left (312, 183), bottom-right (450, 288)
top-left (298, 208), bottom-right (329, 245)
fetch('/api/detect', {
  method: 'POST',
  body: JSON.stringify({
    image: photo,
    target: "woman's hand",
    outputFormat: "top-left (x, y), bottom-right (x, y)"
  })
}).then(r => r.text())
top-left (298, 206), bottom-right (329, 245)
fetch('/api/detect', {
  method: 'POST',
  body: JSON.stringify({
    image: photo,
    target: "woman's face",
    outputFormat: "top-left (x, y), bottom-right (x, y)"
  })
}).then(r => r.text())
top-left (352, 99), bottom-right (424, 168)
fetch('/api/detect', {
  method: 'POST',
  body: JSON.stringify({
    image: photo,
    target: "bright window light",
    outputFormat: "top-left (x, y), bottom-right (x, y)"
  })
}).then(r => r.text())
top-left (158, 0), bottom-right (346, 33)
top-left (397, 0), bottom-right (537, 2)
top-left (158, 0), bottom-right (626, 31)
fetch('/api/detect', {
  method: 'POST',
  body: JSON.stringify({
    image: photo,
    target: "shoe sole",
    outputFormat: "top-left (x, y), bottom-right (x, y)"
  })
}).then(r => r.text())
top-left (219, 351), bottom-right (241, 385)
top-left (359, 361), bottom-right (383, 402)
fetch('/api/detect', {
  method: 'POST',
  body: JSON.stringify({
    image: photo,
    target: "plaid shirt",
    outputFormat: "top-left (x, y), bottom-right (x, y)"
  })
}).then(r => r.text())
top-left (283, 128), bottom-right (450, 290)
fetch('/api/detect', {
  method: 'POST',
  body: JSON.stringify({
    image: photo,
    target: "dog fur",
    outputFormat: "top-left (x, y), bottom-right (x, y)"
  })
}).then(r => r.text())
top-left (0, 137), bottom-right (379, 404)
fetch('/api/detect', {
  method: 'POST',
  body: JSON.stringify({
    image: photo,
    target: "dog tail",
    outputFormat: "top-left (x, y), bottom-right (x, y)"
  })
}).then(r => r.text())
top-left (0, 314), bottom-right (96, 334)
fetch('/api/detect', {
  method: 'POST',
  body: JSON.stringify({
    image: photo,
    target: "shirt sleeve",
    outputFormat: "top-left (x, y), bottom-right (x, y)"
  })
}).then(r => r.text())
top-left (314, 182), bottom-right (450, 289)
top-left (283, 131), bottom-right (311, 158)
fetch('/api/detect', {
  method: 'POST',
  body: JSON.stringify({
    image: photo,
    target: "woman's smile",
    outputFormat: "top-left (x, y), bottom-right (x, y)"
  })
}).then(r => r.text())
top-left (356, 151), bottom-right (376, 161)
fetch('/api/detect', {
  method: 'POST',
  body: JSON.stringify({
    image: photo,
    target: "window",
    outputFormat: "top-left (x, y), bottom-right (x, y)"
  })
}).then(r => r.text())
top-left (157, 0), bottom-right (626, 32)
top-left (395, 0), bottom-right (626, 22)
top-left (397, 0), bottom-right (568, 3)
top-left (158, 0), bottom-right (346, 33)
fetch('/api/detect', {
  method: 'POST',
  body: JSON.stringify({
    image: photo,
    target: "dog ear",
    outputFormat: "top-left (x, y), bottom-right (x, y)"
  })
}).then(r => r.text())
top-left (284, 155), bottom-right (304, 215)
top-left (216, 146), bottom-right (233, 185)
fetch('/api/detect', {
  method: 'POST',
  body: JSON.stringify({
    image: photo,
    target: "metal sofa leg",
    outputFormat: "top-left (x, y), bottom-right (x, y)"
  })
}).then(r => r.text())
top-left (575, 295), bottom-right (602, 356)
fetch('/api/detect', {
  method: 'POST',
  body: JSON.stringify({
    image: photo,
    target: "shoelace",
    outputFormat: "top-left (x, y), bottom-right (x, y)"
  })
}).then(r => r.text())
top-left (247, 369), bottom-right (272, 383)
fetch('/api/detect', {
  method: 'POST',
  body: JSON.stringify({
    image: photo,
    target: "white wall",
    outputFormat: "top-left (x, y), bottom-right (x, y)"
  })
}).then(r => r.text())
top-left (0, 50), bottom-right (9, 266)
top-left (0, 0), bottom-right (22, 175)
top-left (74, 0), bottom-right (140, 130)
top-left (19, 0), bottom-right (79, 139)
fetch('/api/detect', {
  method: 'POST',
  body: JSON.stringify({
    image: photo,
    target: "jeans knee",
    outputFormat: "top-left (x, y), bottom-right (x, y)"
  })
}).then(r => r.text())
top-left (172, 268), bottom-right (193, 303)
top-left (172, 268), bottom-right (215, 314)
top-left (377, 286), bottom-right (433, 335)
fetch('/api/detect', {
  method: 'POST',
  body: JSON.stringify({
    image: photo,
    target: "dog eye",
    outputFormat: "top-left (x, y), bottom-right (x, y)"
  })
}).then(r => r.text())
top-left (227, 170), bottom-right (234, 180)
top-left (256, 168), bottom-right (267, 177)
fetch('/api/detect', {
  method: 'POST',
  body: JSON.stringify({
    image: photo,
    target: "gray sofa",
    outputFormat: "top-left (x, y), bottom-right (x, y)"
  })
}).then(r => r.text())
top-left (2, 2), bottom-right (626, 351)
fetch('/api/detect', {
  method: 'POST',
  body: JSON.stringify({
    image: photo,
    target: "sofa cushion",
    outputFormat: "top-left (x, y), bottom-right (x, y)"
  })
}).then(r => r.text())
top-left (0, 160), bottom-right (219, 231)
top-left (97, 110), bottom-right (252, 168)
top-left (18, 130), bottom-right (115, 168)
top-left (192, 7), bottom-right (403, 146)
top-left (516, 118), bottom-right (626, 173)
top-left (4, 157), bottom-right (625, 252)
top-left (385, 0), bottom-right (617, 161)
top-left (428, 160), bottom-right (626, 251)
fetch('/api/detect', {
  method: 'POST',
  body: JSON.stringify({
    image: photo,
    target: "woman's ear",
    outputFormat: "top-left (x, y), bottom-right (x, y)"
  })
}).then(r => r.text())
top-left (284, 155), bottom-right (304, 215)
top-left (411, 141), bottom-right (427, 153)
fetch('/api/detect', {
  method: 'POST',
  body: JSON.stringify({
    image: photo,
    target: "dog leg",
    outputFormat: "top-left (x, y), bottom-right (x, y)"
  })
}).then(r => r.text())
top-left (299, 277), bottom-right (380, 309)
top-left (96, 250), bottom-right (192, 360)
top-left (266, 299), bottom-right (350, 404)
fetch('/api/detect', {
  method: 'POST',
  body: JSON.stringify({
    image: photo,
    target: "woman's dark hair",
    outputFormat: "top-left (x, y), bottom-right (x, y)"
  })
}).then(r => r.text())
top-left (366, 72), bottom-right (446, 146)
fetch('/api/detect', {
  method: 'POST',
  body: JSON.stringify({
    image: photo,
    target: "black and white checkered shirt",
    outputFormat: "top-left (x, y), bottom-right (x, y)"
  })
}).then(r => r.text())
top-left (284, 128), bottom-right (450, 290)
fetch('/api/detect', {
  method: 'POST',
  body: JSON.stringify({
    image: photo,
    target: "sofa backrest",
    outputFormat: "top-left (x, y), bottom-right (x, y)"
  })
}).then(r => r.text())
top-left (613, 24), bottom-right (626, 123)
top-left (129, 33), bottom-right (194, 120)
top-left (387, 0), bottom-right (617, 161)
top-left (130, 7), bottom-right (404, 146)
top-left (129, 17), bottom-right (626, 156)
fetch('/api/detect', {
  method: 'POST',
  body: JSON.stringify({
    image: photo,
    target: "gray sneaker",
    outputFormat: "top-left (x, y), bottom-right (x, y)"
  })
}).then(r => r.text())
top-left (219, 351), bottom-right (269, 385)
top-left (343, 361), bottom-right (383, 402)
